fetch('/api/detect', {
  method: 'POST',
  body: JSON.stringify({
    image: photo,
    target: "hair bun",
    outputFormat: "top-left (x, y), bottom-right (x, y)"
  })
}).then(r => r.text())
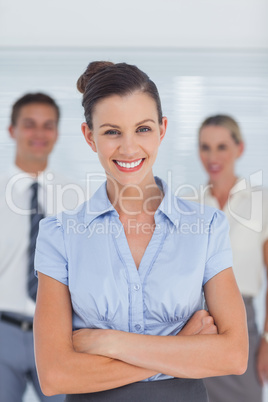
top-left (77, 61), bottom-right (114, 94)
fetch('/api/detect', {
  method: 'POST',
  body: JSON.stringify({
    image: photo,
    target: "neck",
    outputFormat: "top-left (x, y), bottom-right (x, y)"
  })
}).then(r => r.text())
top-left (210, 174), bottom-right (237, 208)
top-left (106, 174), bottom-right (163, 216)
top-left (15, 156), bottom-right (48, 176)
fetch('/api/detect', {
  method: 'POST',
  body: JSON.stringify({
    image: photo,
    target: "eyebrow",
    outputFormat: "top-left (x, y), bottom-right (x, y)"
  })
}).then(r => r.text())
top-left (199, 142), bottom-right (228, 147)
top-left (200, 141), bottom-right (228, 144)
top-left (22, 118), bottom-right (56, 124)
top-left (99, 119), bottom-right (156, 129)
top-left (22, 118), bottom-right (35, 123)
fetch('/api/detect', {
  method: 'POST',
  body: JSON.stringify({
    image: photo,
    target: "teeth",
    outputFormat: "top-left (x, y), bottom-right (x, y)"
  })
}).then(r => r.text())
top-left (116, 159), bottom-right (143, 168)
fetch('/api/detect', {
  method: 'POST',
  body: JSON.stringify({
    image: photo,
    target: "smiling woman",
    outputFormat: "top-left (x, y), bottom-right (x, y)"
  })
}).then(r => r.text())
top-left (198, 115), bottom-right (268, 402)
top-left (33, 62), bottom-right (248, 401)
top-left (81, 91), bottom-right (167, 191)
top-left (199, 116), bottom-right (244, 204)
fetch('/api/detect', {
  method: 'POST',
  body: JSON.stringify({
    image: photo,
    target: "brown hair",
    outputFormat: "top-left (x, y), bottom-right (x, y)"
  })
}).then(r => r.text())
top-left (11, 92), bottom-right (60, 126)
top-left (77, 61), bottom-right (163, 129)
top-left (199, 115), bottom-right (243, 144)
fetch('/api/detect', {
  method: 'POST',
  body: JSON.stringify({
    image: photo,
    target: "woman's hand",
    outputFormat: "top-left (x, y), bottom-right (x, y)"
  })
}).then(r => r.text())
top-left (178, 310), bottom-right (218, 336)
top-left (72, 310), bottom-right (217, 357)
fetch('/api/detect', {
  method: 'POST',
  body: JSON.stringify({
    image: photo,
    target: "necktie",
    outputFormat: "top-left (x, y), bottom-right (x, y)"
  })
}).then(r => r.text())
top-left (28, 182), bottom-right (44, 301)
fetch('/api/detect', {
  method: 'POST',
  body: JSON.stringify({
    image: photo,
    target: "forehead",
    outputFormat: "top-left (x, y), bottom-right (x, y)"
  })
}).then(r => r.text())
top-left (92, 92), bottom-right (158, 123)
top-left (199, 125), bottom-right (233, 143)
top-left (16, 103), bottom-right (58, 123)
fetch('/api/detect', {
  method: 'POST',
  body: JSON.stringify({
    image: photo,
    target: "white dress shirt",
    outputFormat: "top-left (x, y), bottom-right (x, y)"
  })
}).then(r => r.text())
top-left (198, 180), bottom-right (268, 297)
top-left (0, 165), bottom-right (83, 317)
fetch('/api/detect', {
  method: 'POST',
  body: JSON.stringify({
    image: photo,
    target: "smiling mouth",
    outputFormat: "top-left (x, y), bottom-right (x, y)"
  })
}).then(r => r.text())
top-left (30, 141), bottom-right (48, 147)
top-left (113, 158), bottom-right (145, 171)
top-left (208, 164), bottom-right (221, 173)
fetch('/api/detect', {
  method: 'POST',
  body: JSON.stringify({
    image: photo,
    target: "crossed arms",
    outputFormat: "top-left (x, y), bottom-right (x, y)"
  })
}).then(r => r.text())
top-left (34, 267), bottom-right (248, 396)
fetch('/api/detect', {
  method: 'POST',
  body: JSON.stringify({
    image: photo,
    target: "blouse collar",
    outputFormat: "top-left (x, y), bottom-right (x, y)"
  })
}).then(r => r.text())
top-left (84, 176), bottom-right (181, 228)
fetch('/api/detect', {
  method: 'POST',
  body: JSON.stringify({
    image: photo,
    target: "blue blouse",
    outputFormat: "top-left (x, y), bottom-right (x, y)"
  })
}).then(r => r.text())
top-left (35, 177), bottom-right (232, 382)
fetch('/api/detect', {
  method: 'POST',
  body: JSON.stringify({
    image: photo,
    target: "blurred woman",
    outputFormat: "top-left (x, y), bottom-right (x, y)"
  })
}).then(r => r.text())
top-left (199, 115), bottom-right (268, 402)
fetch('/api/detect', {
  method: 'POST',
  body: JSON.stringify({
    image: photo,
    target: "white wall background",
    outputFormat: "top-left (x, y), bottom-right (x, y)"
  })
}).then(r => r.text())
top-left (0, 0), bottom-right (268, 48)
top-left (1, 1), bottom-right (268, 401)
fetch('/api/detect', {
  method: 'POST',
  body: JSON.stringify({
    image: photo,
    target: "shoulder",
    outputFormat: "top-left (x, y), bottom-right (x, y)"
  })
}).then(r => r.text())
top-left (42, 199), bottom-right (89, 230)
top-left (0, 172), bottom-right (19, 209)
top-left (176, 196), bottom-right (224, 225)
top-left (42, 179), bottom-right (110, 231)
top-left (0, 170), bottom-right (16, 187)
top-left (37, 202), bottom-right (88, 255)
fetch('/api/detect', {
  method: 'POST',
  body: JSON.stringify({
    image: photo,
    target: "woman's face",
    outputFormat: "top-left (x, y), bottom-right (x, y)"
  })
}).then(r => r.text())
top-left (82, 91), bottom-right (167, 187)
top-left (199, 125), bottom-right (243, 182)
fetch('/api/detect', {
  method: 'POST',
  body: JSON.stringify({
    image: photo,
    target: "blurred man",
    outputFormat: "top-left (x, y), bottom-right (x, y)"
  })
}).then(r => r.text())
top-left (0, 93), bottom-right (70, 401)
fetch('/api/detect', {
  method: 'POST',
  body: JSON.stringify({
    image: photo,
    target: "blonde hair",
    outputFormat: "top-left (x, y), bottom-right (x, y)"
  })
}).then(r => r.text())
top-left (199, 115), bottom-right (243, 144)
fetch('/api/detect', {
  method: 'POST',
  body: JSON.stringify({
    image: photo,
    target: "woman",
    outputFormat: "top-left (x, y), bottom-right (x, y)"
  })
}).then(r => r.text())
top-left (33, 63), bottom-right (248, 401)
top-left (198, 114), bottom-right (268, 402)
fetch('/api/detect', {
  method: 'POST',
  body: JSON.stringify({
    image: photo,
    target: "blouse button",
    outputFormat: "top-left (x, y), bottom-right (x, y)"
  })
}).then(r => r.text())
top-left (135, 324), bottom-right (141, 331)
top-left (134, 284), bottom-right (140, 291)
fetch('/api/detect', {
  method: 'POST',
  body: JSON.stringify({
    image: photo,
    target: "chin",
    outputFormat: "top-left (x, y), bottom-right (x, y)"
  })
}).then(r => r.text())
top-left (107, 171), bottom-right (147, 187)
top-left (208, 169), bottom-right (222, 178)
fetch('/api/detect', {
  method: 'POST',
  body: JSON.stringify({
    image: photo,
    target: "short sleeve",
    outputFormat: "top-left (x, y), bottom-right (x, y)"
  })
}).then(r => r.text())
top-left (203, 210), bottom-right (233, 285)
top-left (34, 215), bottom-right (68, 285)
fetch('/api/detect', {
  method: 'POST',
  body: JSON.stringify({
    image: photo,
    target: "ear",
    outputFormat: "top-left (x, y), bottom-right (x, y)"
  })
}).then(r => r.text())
top-left (81, 123), bottom-right (97, 153)
top-left (237, 141), bottom-right (245, 158)
top-left (8, 125), bottom-right (15, 140)
top-left (159, 116), bottom-right (168, 143)
top-left (54, 128), bottom-right (59, 142)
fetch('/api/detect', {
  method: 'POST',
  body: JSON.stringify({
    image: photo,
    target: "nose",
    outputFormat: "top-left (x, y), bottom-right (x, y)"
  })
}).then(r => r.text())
top-left (207, 149), bottom-right (219, 163)
top-left (33, 126), bottom-right (46, 137)
top-left (118, 133), bottom-right (139, 157)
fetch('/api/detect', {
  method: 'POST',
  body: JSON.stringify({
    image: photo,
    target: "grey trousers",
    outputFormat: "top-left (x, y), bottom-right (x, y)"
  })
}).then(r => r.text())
top-left (0, 312), bottom-right (65, 402)
top-left (65, 378), bottom-right (208, 402)
top-left (204, 296), bottom-right (262, 402)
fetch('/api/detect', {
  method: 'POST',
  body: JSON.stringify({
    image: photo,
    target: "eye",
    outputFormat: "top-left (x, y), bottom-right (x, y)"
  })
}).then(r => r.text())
top-left (44, 124), bottom-right (56, 130)
top-left (104, 129), bottom-right (120, 135)
top-left (24, 122), bottom-right (35, 129)
top-left (137, 126), bottom-right (151, 133)
top-left (218, 144), bottom-right (227, 150)
top-left (200, 144), bottom-right (209, 151)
